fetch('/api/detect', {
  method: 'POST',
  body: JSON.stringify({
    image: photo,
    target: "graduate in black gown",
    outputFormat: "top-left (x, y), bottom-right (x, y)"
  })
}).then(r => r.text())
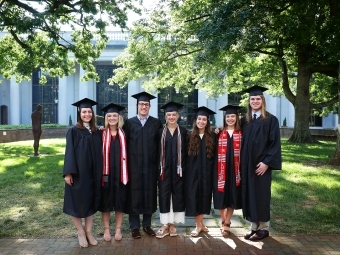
top-left (98, 103), bottom-right (128, 242)
top-left (186, 106), bottom-right (216, 237)
top-left (240, 85), bottom-right (282, 241)
top-left (213, 105), bottom-right (242, 237)
top-left (123, 92), bottom-right (163, 239)
top-left (156, 101), bottom-right (187, 239)
top-left (63, 98), bottom-right (102, 248)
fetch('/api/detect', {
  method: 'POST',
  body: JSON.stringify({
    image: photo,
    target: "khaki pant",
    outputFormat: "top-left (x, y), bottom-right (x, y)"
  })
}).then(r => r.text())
top-left (250, 221), bottom-right (270, 231)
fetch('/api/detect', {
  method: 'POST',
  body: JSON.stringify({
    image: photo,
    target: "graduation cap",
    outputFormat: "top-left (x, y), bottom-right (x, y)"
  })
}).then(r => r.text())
top-left (72, 98), bottom-right (98, 109)
top-left (131, 91), bottom-right (156, 102)
top-left (243, 85), bottom-right (268, 96)
top-left (101, 103), bottom-right (125, 114)
top-left (219, 105), bottom-right (242, 115)
top-left (160, 101), bottom-right (184, 113)
top-left (194, 106), bottom-right (216, 118)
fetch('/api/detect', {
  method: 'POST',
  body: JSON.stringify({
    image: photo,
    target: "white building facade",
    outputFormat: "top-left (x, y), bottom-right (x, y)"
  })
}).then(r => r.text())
top-left (0, 31), bottom-right (338, 129)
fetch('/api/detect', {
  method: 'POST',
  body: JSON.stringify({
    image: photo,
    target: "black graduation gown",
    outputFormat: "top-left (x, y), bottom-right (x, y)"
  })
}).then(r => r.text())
top-left (240, 113), bottom-right (282, 222)
top-left (98, 133), bottom-right (128, 213)
top-left (213, 132), bottom-right (242, 210)
top-left (158, 126), bottom-right (187, 213)
top-left (63, 126), bottom-right (102, 218)
top-left (185, 132), bottom-right (215, 217)
top-left (123, 116), bottom-right (163, 215)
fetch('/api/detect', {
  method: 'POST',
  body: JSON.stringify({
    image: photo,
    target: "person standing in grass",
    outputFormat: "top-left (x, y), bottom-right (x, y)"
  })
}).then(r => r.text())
top-left (98, 103), bottom-right (128, 242)
top-left (63, 98), bottom-right (102, 248)
top-left (240, 85), bottom-right (282, 241)
top-left (185, 106), bottom-right (216, 237)
top-left (156, 102), bottom-right (187, 239)
top-left (213, 105), bottom-right (243, 237)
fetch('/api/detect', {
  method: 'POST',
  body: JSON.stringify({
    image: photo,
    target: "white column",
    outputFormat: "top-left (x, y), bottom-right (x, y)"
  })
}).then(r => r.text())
top-left (198, 90), bottom-right (207, 107)
top-left (127, 80), bottom-right (140, 118)
top-left (216, 94), bottom-right (228, 128)
top-left (9, 77), bottom-right (20, 124)
top-left (78, 67), bottom-right (90, 99)
top-left (58, 76), bottom-right (68, 125)
top-left (149, 91), bottom-right (158, 118)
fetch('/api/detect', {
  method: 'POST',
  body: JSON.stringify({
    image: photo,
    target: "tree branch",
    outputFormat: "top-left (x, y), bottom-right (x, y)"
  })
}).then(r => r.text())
top-left (9, 0), bottom-right (41, 15)
top-left (280, 57), bottom-right (296, 105)
top-left (310, 64), bottom-right (338, 78)
top-left (244, 47), bottom-right (281, 57)
top-left (8, 29), bottom-right (29, 49)
top-left (184, 14), bottom-right (211, 23)
top-left (311, 95), bottom-right (338, 109)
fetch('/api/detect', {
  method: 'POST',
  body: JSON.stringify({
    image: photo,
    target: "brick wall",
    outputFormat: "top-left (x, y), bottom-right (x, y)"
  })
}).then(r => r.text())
top-left (0, 128), bottom-right (69, 143)
top-left (0, 127), bottom-right (336, 143)
top-left (280, 127), bottom-right (337, 141)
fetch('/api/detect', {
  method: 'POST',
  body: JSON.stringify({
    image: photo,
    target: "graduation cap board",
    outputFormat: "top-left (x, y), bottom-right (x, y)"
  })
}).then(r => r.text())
top-left (219, 105), bottom-right (243, 115)
top-left (194, 106), bottom-right (216, 118)
top-left (243, 85), bottom-right (268, 96)
top-left (160, 101), bottom-right (184, 113)
top-left (72, 98), bottom-right (98, 109)
top-left (101, 103), bottom-right (125, 114)
top-left (131, 91), bottom-right (156, 102)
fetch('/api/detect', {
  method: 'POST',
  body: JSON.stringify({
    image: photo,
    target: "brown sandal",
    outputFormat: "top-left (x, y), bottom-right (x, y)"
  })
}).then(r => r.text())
top-left (220, 221), bottom-right (225, 230)
top-left (221, 222), bottom-right (231, 237)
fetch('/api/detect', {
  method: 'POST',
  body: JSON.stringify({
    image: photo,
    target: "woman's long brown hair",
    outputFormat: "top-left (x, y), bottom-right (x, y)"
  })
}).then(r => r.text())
top-left (75, 107), bottom-right (97, 132)
top-left (188, 118), bottom-right (215, 158)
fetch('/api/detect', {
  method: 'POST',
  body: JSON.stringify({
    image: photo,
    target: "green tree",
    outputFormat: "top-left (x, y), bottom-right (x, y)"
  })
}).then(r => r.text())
top-left (0, 0), bottom-right (140, 83)
top-left (112, 0), bottom-right (340, 143)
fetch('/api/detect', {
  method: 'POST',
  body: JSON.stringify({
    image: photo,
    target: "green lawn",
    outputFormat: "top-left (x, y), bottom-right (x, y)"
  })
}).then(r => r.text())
top-left (0, 138), bottom-right (339, 237)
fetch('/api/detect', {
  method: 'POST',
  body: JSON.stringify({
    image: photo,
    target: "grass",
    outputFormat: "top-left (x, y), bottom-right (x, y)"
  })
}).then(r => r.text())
top-left (0, 138), bottom-right (339, 237)
top-left (271, 139), bottom-right (340, 234)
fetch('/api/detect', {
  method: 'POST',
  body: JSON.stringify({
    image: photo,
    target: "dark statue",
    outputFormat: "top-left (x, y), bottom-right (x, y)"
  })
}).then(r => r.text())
top-left (31, 104), bottom-right (42, 156)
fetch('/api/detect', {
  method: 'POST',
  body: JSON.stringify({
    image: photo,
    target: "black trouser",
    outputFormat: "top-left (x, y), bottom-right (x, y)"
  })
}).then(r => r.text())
top-left (129, 214), bottom-right (152, 230)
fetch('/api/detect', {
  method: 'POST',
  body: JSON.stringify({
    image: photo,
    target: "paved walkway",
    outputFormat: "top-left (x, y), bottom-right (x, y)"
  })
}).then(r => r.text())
top-left (1, 210), bottom-right (339, 255)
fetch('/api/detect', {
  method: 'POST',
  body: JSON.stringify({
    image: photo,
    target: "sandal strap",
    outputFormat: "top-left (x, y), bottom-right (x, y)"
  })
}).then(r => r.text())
top-left (224, 222), bottom-right (231, 227)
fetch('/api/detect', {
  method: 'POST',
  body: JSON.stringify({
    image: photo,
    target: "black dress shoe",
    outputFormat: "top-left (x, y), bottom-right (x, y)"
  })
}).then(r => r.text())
top-left (143, 226), bottom-right (155, 236)
top-left (249, 230), bottom-right (269, 241)
top-left (132, 229), bottom-right (141, 239)
top-left (244, 230), bottom-right (257, 240)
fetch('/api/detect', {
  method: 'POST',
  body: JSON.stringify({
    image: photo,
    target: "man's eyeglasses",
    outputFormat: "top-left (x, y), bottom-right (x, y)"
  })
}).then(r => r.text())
top-left (138, 103), bottom-right (150, 107)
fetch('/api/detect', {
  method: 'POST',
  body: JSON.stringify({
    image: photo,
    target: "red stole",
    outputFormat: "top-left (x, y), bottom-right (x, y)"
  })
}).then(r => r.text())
top-left (217, 130), bottom-right (241, 192)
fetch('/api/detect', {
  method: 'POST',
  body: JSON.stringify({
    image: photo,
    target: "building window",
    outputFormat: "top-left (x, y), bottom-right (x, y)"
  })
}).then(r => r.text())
top-left (32, 69), bottom-right (59, 123)
top-left (157, 87), bottom-right (198, 129)
top-left (96, 64), bottom-right (128, 125)
top-left (228, 92), bottom-right (246, 116)
top-left (310, 110), bottom-right (322, 127)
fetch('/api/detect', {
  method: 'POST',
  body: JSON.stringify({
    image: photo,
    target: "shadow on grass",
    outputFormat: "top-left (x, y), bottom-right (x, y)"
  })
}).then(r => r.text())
top-left (271, 169), bottom-right (340, 234)
top-left (281, 140), bottom-right (336, 167)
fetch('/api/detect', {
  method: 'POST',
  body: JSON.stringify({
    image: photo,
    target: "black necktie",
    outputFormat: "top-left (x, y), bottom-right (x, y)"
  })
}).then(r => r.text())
top-left (253, 114), bottom-right (257, 121)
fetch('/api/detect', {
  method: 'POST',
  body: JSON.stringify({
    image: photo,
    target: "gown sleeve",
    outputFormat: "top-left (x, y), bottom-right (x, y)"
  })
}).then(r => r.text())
top-left (63, 128), bottom-right (79, 177)
top-left (261, 116), bottom-right (282, 170)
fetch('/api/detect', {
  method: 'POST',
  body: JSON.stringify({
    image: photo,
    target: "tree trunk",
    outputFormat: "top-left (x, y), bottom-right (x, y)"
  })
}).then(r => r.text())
top-left (328, 61), bottom-right (340, 165)
top-left (288, 48), bottom-right (318, 143)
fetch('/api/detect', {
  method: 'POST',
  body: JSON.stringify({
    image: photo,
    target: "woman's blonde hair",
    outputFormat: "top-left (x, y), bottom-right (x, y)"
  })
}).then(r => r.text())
top-left (165, 111), bottom-right (180, 124)
top-left (104, 113), bottom-right (124, 129)
top-left (246, 95), bottom-right (269, 123)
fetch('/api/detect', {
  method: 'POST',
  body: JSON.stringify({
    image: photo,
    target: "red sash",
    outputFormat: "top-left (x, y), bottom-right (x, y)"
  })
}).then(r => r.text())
top-left (217, 130), bottom-right (241, 192)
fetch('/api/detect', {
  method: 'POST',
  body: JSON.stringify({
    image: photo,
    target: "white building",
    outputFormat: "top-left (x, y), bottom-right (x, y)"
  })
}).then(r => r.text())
top-left (0, 31), bottom-right (337, 129)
